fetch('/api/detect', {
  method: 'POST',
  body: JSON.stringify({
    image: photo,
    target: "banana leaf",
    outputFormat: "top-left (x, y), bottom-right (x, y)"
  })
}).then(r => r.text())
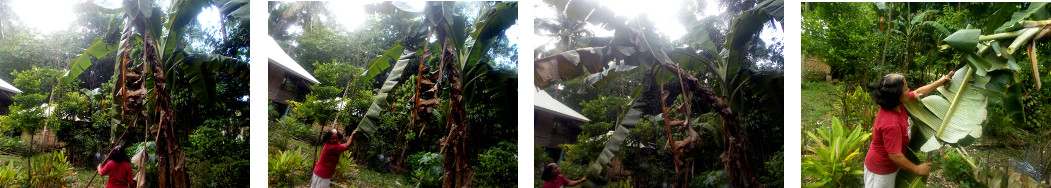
top-left (355, 48), bottom-right (413, 135)
top-left (176, 52), bottom-right (250, 103)
top-left (903, 65), bottom-right (988, 152)
top-left (583, 86), bottom-right (643, 187)
top-left (62, 38), bottom-right (118, 85)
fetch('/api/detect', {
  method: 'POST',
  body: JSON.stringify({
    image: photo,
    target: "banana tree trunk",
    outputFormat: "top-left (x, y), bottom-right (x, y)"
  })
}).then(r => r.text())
top-left (439, 42), bottom-right (473, 188)
top-left (143, 30), bottom-right (188, 188)
top-left (660, 63), bottom-right (761, 188)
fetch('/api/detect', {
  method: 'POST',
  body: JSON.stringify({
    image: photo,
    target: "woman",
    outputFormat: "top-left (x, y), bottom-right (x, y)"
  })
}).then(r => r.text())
top-left (541, 163), bottom-right (586, 188)
top-left (864, 71), bottom-right (953, 187)
top-left (311, 129), bottom-right (357, 188)
top-left (97, 146), bottom-right (134, 188)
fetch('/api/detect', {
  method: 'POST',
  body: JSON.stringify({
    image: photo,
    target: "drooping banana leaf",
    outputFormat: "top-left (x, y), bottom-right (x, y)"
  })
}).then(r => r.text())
top-left (534, 47), bottom-right (611, 87)
top-left (62, 38), bottom-right (118, 85)
top-left (903, 65), bottom-right (988, 152)
top-left (355, 47), bottom-right (413, 135)
top-left (362, 45), bottom-right (406, 84)
top-left (582, 86), bottom-right (643, 187)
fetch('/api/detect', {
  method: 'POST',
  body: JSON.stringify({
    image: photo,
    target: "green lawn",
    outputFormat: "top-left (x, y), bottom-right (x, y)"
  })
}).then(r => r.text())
top-left (801, 81), bottom-right (840, 128)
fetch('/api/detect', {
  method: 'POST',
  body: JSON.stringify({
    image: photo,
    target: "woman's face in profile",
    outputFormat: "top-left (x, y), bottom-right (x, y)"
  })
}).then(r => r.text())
top-left (899, 81), bottom-right (910, 103)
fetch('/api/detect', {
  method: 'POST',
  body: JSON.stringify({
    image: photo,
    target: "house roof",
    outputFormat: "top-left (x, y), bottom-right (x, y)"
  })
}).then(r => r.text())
top-left (0, 78), bottom-right (21, 94)
top-left (265, 35), bottom-right (320, 84)
top-left (534, 88), bottom-right (590, 122)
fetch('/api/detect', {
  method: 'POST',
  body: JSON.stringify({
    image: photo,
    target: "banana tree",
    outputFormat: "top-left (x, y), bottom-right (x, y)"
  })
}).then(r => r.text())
top-left (899, 2), bottom-right (1051, 186)
top-left (905, 3), bottom-right (1051, 153)
top-left (892, 9), bottom-right (949, 74)
top-left (534, 0), bottom-right (782, 186)
top-left (62, 0), bottom-right (248, 187)
top-left (352, 2), bottom-right (518, 187)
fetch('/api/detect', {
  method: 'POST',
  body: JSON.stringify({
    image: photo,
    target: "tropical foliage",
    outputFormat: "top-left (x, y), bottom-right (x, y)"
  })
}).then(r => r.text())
top-left (267, 1), bottom-right (519, 187)
top-left (0, 0), bottom-right (249, 187)
top-left (533, 0), bottom-right (784, 187)
top-left (804, 2), bottom-right (1051, 187)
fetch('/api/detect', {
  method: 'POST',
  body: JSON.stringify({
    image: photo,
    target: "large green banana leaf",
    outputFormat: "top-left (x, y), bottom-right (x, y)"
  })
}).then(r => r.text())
top-left (903, 65), bottom-right (988, 152)
top-left (62, 38), bottom-right (118, 85)
top-left (355, 47), bottom-right (412, 135)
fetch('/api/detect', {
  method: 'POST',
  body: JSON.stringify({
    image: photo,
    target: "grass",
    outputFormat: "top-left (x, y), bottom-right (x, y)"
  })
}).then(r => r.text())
top-left (801, 81), bottom-right (840, 128)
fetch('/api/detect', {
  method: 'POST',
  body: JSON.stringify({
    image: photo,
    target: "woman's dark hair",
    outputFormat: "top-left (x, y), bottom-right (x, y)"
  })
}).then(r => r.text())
top-left (541, 163), bottom-right (557, 181)
top-left (873, 74), bottom-right (906, 110)
top-left (109, 146), bottom-right (129, 163)
top-left (320, 130), bottom-right (343, 145)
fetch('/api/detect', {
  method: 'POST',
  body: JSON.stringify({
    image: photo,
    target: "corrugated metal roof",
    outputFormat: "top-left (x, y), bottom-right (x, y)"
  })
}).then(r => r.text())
top-left (265, 35), bottom-right (320, 84)
top-left (0, 78), bottom-right (21, 94)
top-left (534, 88), bottom-right (590, 122)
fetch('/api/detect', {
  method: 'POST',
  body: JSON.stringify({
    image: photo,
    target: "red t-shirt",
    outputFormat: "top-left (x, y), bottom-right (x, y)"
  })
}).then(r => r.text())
top-left (313, 143), bottom-right (348, 178)
top-left (864, 91), bottom-right (915, 174)
top-left (543, 174), bottom-right (570, 188)
top-left (99, 161), bottom-right (133, 188)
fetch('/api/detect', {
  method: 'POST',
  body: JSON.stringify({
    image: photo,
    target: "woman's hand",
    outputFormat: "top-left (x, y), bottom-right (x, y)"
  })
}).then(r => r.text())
top-left (939, 71), bottom-right (955, 86)
top-left (914, 70), bottom-right (957, 98)
top-left (914, 162), bottom-right (933, 175)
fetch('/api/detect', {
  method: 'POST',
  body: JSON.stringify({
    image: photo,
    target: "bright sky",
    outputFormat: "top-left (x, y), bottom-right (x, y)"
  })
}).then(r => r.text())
top-left (11, 0), bottom-right (78, 34)
top-left (328, 1), bottom-right (426, 32)
top-left (534, 0), bottom-right (721, 47)
top-left (325, 1), bottom-right (520, 69)
top-left (535, 0), bottom-right (782, 58)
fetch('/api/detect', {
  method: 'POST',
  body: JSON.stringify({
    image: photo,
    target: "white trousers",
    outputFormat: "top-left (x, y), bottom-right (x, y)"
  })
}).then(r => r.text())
top-left (310, 174), bottom-right (331, 188)
top-left (864, 165), bottom-right (897, 188)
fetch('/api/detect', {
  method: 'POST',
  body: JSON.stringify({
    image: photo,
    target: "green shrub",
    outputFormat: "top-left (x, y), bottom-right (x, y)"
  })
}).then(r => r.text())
top-left (802, 116), bottom-right (870, 187)
top-left (762, 151), bottom-right (784, 186)
top-left (473, 141), bottom-right (516, 187)
top-left (578, 122), bottom-right (612, 138)
top-left (187, 126), bottom-right (249, 187)
top-left (534, 146), bottom-right (554, 186)
top-left (690, 170), bottom-right (729, 187)
top-left (0, 136), bottom-right (28, 156)
top-left (940, 148), bottom-right (978, 187)
top-left (803, 70), bottom-right (827, 82)
top-left (837, 85), bottom-right (877, 131)
top-left (0, 162), bottom-right (21, 187)
top-left (27, 150), bottom-right (74, 187)
top-left (330, 153), bottom-right (357, 186)
top-left (406, 152), bottom-right (442, 187)
top-left (268, 148), bottom-right (308, 187)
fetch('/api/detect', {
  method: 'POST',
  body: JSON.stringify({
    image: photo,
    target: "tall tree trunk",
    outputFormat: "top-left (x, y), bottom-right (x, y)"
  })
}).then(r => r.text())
top-left (439, 40), bottom-right (473, 188)
top-left (142, 29), bottom-right (188, 188)
top-left (880, 3), bottom-right (893, 76)
top-left (26, 134), bottom-right (32, 181)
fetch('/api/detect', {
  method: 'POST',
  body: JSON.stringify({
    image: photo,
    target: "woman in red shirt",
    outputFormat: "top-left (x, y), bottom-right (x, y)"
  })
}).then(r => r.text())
top-left (97, 146), bottom-right (134, 188)
top-left (311, 129), bottom-right (357, 188)
top-left (541, 163), bottom-right (586, 188)
top-left (864, 71), bottom-right (952, 187)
